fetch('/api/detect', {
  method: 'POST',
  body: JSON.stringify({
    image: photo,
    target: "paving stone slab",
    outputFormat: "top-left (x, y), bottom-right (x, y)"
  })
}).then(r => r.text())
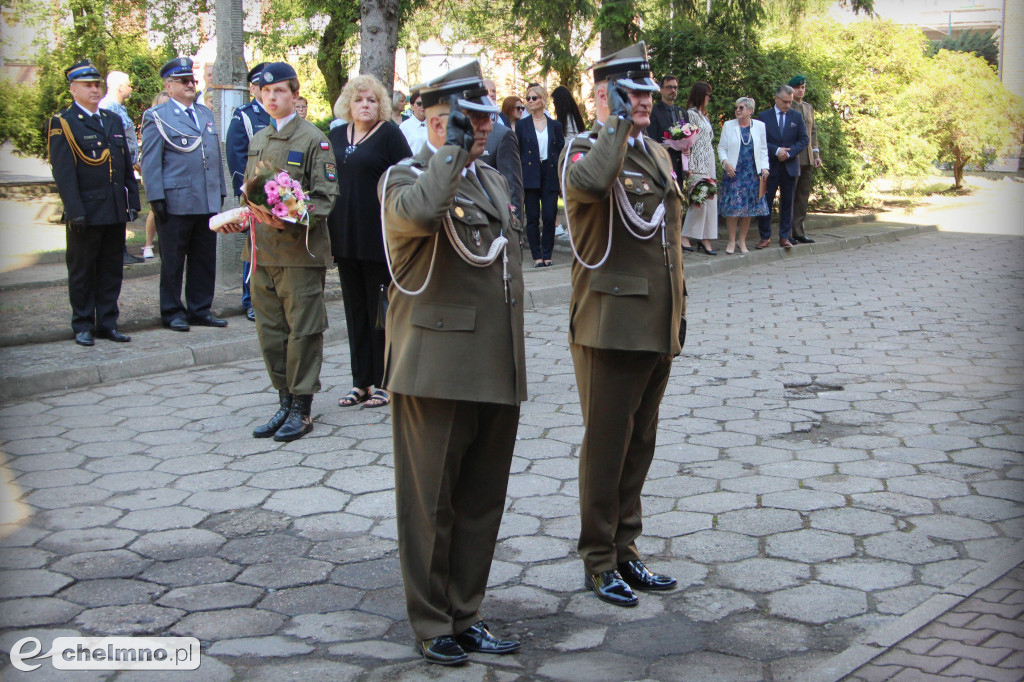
top-left (769, 584), bottom-right (867, 624)
top-left (74, 603), bottom-right (184, 635)
top-left (58, 578), bottom-right (165, 607)
top-left (169, 608), bottom-right (287, 640)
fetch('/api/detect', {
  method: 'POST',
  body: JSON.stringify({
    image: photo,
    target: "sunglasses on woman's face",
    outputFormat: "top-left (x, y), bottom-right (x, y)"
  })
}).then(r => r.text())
top-left (525, 95), bottom-right (540, 102)
top-left (515, 105), bottom-right (525, 111)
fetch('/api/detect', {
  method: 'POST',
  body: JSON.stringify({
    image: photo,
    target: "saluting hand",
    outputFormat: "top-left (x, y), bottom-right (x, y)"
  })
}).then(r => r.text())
top-left (608, 80), bottom-right (632, 123)
top-left (445, 95), bottom-right (475, 152)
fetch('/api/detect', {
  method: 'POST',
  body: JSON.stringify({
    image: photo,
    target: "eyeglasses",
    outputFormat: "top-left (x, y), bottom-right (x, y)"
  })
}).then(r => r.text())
top-left (173, 78), bottom-right (197, 85)
top-left (413, 101), bottom-right (422, 107)
top-left (664, 85), bottom-right (678, 90)
top-left (515, 105), bottom-right (525, 111)
top-left (525, 95), bottom-right (540, 102)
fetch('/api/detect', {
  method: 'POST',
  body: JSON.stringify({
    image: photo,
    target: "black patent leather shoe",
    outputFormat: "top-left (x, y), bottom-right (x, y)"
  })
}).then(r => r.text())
top-left (75, 330), bottom-right (94, 346)
top-left (585, 569), bottom-right (638, 607)
top-left (96, 329), bottom-right (131, 343)
top-left (455, 621), bottom-right (520, 654)
top-left (793, 235), bottom-right (815, 244)
top-left (618, 560), bottom-right (677, 591)
top-left (165, 318), bottom-right (190, 332)
top-left (418, 636), bottom-right (468, 666)
top-left (190, 315), bottom-right (228, 327)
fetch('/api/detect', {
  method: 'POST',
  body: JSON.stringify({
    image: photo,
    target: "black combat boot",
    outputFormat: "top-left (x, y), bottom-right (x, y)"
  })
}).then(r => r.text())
top-left (274, 394), bottom-right (313, 442)
top-left (253, 390), bottom-right (292, 438)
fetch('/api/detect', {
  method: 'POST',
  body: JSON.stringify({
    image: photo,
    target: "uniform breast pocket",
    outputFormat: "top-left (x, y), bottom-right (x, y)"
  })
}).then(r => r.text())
top-left (410, 303), bottom-right (476, 333)
top-left (590, 271), bottom-right (648, 297)
top-left (620, 172), bottom-right (654, 196)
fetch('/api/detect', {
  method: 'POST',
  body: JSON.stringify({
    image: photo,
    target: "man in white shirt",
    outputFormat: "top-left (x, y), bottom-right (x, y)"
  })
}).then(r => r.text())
top-left (398, 89), bottom-right (428, 154)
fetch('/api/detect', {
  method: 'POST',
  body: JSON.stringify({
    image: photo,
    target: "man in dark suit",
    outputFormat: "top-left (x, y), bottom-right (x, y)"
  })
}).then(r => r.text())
top-left (141, 57), bottom-right (227, 332)
top-left (756, 84), bottom-right (809, 250)
top-left (225, 62), bottom-right (271, 322)
top-left (646, 74), bottom-right (683, 178)
top-left (48, 59), bottom-right (141, 346)
top-left (480, 117), bottom-right (524, 222)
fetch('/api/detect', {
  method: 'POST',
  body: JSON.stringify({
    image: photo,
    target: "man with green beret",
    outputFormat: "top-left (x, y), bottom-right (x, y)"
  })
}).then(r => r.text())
top-left (560, 41), bottom-right (686, 608)
top-left (789, 75), bottom-right (822, 244)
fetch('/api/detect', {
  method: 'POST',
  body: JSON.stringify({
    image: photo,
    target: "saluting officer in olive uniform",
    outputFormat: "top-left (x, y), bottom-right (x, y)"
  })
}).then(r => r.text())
top-left (224, 63), bottom-right (338, 442)
top-left (559, 42), bottom-right (687, 607)
top-left (141, 57), bottom-right (227, 332)
top-left (225, 62), bottom-right (271, 322)
top-left (48, 59), bottom-right (141, 347)
top-left (378, 61), bottom-right (526, 666)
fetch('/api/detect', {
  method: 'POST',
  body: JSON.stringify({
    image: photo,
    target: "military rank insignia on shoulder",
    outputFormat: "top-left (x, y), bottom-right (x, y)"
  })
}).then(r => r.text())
top-left (287, 150), bottom-right (303, 167)
top-left (325, 162), bottom-right (337, 181)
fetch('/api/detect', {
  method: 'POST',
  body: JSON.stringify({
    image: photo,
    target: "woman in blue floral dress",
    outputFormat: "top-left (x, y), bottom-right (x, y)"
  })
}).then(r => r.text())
top-left (718, 97), bottom-right (770, 254)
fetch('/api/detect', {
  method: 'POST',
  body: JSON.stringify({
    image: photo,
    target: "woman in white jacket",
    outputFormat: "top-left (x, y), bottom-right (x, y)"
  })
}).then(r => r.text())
top-left (717, 97), bottom-right (770, 254)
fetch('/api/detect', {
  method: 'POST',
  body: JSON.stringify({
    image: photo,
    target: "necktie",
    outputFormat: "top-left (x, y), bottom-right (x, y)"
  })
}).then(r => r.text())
top-left (186, 107), bottom-right (197, 125)
top-left (778, 112), bottom-right (785, 130)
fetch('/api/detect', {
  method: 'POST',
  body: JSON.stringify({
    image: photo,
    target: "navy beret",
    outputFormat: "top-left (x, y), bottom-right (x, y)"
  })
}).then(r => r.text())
top-left (258, 62), bottom-right (298, 87)
top-left (248, 62), bottom-right (269, 83)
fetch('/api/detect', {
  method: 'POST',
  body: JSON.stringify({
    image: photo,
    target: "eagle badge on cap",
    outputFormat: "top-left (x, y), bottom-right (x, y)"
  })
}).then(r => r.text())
top-left (264, 72), bottom-right (272, 82)
top-left (180, 58), bottom-right (187, 66)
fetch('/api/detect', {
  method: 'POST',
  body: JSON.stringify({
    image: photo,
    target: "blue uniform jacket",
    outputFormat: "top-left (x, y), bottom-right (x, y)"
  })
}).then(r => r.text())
top-left (141, 99), bottom-right (226, 215)
top-left (225, 99), bottom-right (271, 196)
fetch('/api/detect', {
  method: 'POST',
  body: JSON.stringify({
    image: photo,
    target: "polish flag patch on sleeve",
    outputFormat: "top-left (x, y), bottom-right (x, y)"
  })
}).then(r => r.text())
top-left (320, 141), bottom-right (330, 150)
top-left (571, 151), bottom-right (585, 163)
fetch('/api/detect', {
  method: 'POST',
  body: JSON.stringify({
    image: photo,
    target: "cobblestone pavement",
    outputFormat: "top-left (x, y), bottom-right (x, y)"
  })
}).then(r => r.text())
top-left (845, 566), bottom-right (1024, 681)
top-left (0, 230), bottom-right (1022, 681)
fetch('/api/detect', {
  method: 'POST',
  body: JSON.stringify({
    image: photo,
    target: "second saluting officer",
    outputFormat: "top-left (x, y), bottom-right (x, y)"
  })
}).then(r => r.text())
top-left (221, 62), bottom-right (339, 442)
top-left (48, 59), bottom-right (140, 347)
top-left (225, 62), bottom-right (271, 322)
top-left (378, 61), bottom-right (526, 666)
top-left (141, 57), bottom-right (227, 332)
top-left (560, 42), bottom-right (687, 607)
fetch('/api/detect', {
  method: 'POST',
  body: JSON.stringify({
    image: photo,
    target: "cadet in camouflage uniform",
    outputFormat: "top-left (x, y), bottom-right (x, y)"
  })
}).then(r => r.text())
top-left (224, 62), bottom-right (339, 442)
top-left (559, 42), bottom-right (687, 608)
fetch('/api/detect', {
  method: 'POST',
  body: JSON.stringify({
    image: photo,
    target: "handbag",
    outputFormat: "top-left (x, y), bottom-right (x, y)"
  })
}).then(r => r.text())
top-left (375, 282), bottom-right (389, 331)
top-left (758, 174), bottom-right (767, 200)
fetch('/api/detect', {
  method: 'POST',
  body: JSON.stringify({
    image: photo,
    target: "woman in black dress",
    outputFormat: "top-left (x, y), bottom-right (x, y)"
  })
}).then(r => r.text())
top-left (328, 74), bottom-right (412, 408)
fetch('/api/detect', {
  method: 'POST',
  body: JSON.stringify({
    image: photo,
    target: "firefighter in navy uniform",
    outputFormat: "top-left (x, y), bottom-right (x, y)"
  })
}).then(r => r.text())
top-left (48, 59), bottom-right (141, 346)
top-left (225, 62), bottom-right (271, 321)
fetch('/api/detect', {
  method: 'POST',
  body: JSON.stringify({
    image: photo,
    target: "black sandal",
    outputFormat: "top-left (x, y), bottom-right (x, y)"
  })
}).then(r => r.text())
top-left (338, 387), bottom-right (369, 407)
top-left (364, 388), bottom-right (391, 408)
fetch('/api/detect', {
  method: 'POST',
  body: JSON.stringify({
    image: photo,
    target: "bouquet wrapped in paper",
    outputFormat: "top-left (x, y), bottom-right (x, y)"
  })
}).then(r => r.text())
top-left (663, 120), bottom-right (698, 172)
top-left (209, 161), bottom-right (311, 232)
top-left (688, 177), bottom-right (717, 206)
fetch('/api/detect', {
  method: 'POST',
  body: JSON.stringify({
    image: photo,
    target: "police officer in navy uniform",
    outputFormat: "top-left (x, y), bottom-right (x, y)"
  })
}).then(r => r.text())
top-left (48, 59), bottom-right (140, 346)
top-left (225, 62), bottom-right (271, 322)
top-left (141, 57), bottom-right (227, 332)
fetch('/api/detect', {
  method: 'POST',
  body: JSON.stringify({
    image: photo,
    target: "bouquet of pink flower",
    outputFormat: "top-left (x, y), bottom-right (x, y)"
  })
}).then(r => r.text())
top-left (209, 161), bottom-right (310, 232)
top-left (663, 120), bottom-right (699, 172)
top-left (688, 176), bottom-right (717, 206)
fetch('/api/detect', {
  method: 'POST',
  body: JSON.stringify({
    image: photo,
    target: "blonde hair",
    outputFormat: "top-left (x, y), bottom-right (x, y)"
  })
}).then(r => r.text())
top-left (334, 74), bottom-right (392, 122)
top-left (525, 84), bottom-right (548, 106)
top-left (736, 97), bottom-right (755, 112)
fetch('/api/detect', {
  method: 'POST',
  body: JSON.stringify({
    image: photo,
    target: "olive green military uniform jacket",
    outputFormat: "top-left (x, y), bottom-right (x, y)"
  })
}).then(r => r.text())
top-left (378, 143), bottom-right (527, 405)
top-left (794, 100), bottom-right (818, 167)
top-left (560, 120), bottom-right (686, 354)
top-left (241, 117), bottom-right (338, 267)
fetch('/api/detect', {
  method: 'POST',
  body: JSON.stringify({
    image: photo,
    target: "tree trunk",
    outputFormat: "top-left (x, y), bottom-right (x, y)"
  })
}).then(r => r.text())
top-left (599, 0), bottom-right (636, 57)
top-left (360, 0), bottom-right (401, 90)
top-left (319, 17), bottom-right (350, 109)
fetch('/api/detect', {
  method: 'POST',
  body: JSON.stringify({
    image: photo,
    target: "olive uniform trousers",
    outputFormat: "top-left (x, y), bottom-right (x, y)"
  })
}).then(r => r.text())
top-left (392, 392), bottom-right (520, 640)
top-left (571, 344), bottom-right (673, 574)
top-left (251, 265), bottom-right (328, 396)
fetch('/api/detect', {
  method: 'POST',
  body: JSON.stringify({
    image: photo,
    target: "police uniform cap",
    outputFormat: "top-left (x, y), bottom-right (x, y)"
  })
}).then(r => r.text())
top-left (248, 62), bottom-right (269, 84)
top-left (65, 59), bottom-right (102, 83)
top-left (161, 57), bottom-right (195, 80)
top-left (788, 74), bottom-right (807, 87)
top-left (415, 60), bottom-right (499, 114)
top-left (259, 62), bottom-right (298, 87)
top-left (591, 41), bottom-right (659, 93)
